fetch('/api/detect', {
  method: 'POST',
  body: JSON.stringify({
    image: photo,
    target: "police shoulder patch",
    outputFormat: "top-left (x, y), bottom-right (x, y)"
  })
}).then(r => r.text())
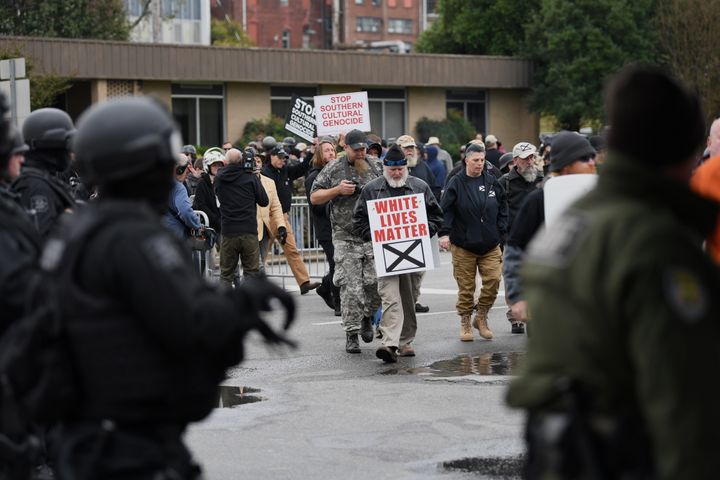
top-left (663, 268), bottom-right (707, 324)
top-left (30, 195), bottom-right (49, 213)
top-left (526, 209), bottom-right (590, 267)
top-left (142, 234), bottom-right (185, 271)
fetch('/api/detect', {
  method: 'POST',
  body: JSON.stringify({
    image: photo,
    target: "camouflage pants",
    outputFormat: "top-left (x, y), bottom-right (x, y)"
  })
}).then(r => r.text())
top-left (333, 238), bottom-right (381, 333)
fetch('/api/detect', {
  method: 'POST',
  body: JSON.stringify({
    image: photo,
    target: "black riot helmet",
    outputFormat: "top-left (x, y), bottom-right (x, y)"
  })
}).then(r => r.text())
top-left (73, 97), bottom-right (181, 187)
top-left (23, 108), bottom-right (75, 152)
top-left (282, 137), bottom-right (297, 149)
top-left (261, 136), bottom-right (277, 152)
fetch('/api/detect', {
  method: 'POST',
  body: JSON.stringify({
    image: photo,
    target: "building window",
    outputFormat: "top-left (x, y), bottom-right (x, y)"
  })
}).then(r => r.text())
top-left (355, 0), bottom-right (364, 4)
top-left (124, 0), bottom-right (144, 16)
top-left (372, 0), bottom-right (382, 5)
top-left (161, 0), bottom-right (201, 20)
top-left (280, 0), bottom-right (288, 5)
top-left (281, 30), bottom-right (291, 48)
top-left (404, 0), bottom-right (412, 7)
top-left (367, 89), bottom-right (405, 140)
top-left (171, 84), bottom-right (225, 147)
top-left (388, 0), bottom-right (397, 7)
top-left (446, 89), bottom-right (486, 136)
top-left (356, 17), bottom-right (382, 33)
top-left (387, 18), bottom-right (413, 34)
top-left (270, 86), bottom-right (318, 122)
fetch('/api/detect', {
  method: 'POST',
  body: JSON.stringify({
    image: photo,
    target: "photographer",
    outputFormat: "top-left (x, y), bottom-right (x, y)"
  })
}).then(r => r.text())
top-left (310, 129), bottom-right (383, 354)
top-left (215, 148), bottom-right (268, 286)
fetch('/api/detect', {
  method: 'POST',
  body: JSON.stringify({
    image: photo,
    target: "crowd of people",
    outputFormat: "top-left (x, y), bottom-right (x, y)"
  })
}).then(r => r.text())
top-left (0, 64), bottom-right (719, 478)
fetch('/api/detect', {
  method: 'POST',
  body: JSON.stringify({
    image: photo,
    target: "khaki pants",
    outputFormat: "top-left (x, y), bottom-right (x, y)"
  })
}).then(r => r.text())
top-left (451, 245), bottom-right (502, 315)
top-left (220, 233), bottom-right (260, 285)
top-left (266, 213), bottom-right (310, 287)
top-left (377, 273), bottom-right (421, 348)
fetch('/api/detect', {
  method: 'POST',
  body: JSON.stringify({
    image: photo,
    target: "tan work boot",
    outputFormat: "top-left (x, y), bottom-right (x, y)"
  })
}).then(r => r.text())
top-left (460, 314), bottom-right (474, 342)
top-left (472, 307), bottom-right (494, 340)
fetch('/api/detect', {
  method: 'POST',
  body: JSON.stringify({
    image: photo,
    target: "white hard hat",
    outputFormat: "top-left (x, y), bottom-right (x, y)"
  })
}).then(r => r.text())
top-left (203, 147), bottom-right (226, 172)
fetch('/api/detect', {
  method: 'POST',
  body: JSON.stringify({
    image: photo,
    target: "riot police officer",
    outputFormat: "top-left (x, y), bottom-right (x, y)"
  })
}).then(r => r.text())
top-left (48, 97), bottom-right (296, 479)
top-left (12, 107), bottom-right (75, 240)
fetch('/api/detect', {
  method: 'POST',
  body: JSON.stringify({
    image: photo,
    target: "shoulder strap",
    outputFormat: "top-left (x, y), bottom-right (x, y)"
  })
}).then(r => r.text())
top-left (18, 168), bottom-right (75, 208)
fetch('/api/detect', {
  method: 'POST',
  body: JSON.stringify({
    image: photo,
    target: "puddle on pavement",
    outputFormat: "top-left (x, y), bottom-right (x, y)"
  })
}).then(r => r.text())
top-left (442, 455), bottom-right (524, 478)
top-left (217, 386), bottom-right (266, 408)
top-left (381, 351), bottom-right (525, 377)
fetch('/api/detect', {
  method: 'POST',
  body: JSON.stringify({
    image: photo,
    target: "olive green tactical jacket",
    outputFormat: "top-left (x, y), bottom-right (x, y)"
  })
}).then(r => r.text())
top-left (507, 155), bottom-right (720, 479)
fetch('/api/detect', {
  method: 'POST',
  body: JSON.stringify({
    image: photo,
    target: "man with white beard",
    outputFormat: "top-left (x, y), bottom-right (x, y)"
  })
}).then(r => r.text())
top-left (499, 142), bottom-right (543, 333)
top-left (352, 145), bottom-right (444, 363)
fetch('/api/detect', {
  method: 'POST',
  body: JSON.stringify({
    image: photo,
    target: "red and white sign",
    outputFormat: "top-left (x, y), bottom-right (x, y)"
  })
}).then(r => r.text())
top-left (367, 193), bottom-right (434, 277)
top-left (313, 91), bottom-right (371, 136)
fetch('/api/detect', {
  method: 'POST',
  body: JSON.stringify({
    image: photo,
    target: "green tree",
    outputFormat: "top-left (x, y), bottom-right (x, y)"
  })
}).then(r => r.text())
top-left (240, 115), bottom-right (287, 147)
top-left (415, 110), bottom-right (476, 160)
top-left (0, 48), bottom-right (72, 110)
top-left (525, 0), bottom-right (660, 130)
top-left (0, 0), bottom-right (130, 40)
top-left (211, 18), bottom-right (254, 47)
top-left (656, 0), bottom-right (720, 126)
top-left (415, 0), bottom-right (540, 55)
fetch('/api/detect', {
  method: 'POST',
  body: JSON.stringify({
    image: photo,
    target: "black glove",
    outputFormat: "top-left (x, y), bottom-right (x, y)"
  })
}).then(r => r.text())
top-left (277, 226), bottom-right (288, 245)
top-left (235, 274), bottom-right (297, 348)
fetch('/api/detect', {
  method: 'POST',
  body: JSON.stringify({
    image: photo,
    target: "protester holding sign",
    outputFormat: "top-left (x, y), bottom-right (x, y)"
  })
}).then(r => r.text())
top-left (439, 142), bottom-right (508, 342)
top-left (310, 129), bottom-right (383, 354)
top-left (352, 145), bottom-right (443, 363)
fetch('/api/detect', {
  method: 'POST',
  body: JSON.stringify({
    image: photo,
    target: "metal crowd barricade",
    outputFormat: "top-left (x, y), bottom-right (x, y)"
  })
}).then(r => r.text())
top-left (263, 196), bottom-right (330, 287)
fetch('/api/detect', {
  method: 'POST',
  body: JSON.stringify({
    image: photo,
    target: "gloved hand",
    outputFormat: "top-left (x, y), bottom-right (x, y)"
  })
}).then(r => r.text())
top-left (277, 226), bottom-right (288, 245)
top-left (236, 274), bottom-right (297, 348)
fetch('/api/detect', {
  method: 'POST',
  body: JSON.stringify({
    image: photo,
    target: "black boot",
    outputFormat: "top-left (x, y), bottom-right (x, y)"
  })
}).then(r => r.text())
top-left (333, 287), bottom-right (341, 317)
top-left (316, 282), bottom-right (335, 310)
top-left (360, 316), bottom-right (374, 343)
top-left (345, 332), bottom-right (361, 353)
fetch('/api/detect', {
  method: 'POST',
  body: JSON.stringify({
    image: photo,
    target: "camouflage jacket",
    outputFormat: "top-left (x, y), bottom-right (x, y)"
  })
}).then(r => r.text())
top-left (310, 155), bottom-right (382, 241)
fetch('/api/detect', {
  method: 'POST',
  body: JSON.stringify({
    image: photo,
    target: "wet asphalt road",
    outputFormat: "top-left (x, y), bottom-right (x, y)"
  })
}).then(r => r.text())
top-left (186, 251), bottom-right (528, 479)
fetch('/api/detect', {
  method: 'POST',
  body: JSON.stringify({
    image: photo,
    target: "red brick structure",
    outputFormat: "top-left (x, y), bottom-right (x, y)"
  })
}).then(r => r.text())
top-left (211, 0), bottom-right (332, 49)
top-left (212, 0), bottom-right (426, 51)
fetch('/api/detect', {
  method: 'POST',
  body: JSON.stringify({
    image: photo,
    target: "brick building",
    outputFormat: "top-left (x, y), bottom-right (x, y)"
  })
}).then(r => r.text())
top-left (212, 0), bottom-right (436, 52)
top-left (211, 0), bottom-right (332, 49)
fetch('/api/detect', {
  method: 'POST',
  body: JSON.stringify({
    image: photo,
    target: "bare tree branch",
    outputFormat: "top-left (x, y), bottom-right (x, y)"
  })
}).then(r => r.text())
top-left (129, 0), bottom-right (153, 30)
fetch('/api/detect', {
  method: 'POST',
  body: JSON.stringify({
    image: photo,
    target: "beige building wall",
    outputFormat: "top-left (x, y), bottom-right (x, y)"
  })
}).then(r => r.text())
top-left (226, 83), bottom-right (271, 143)
top-left (90, 79), bottom-right (107, 103)
top-left (319, 85), bottom-right (361, 95)
top-left (486, 89), bottom-right (539, 150)
top-left (407, 87), bottom-right (446, 141)
top-left (140, 81), bottom-right (171, 108)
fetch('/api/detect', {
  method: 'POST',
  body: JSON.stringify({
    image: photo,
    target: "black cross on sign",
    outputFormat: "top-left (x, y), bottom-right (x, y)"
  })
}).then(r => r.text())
top-left (382, 239), bottom-right (426, 273)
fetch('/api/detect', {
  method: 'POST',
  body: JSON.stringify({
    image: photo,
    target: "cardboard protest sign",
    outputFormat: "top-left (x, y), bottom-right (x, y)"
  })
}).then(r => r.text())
top-left (544, 174), bottom-right (597, 228)
top-left (367, 193), bottom-right (434, 277)
top-left (284, 94), bottom-right (316, 142)
top-left (313, 91), bottom-right (371, 136)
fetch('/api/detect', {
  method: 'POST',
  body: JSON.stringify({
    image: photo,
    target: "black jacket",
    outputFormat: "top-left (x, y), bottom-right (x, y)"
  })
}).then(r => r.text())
top-left (262, 159), bottom-right (310, 213)
top-left (305, 166), bottom-right (332, 243)
top-left (485, 148), bottom-right (503, 169)
top-left (444, 161), bottom-right (500, 191)
top-left (215, 164), bottom-right (268, 236)
top-left (352, 175), bottom-right (444, 242)
top-left (498, 167), bottom-right (543, 231)
top-left (439, 170), bottom-right (508, 255)
top-left (192, 173), bottom-right (221, 233)
top-left (408, 160), bottom-right (436, 191)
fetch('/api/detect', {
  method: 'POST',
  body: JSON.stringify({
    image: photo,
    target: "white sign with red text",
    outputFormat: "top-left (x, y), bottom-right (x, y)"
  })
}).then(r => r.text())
top-left (367, 193), bottom-right (434, 277)
top-left (313, 91), bottom-right (371, 136)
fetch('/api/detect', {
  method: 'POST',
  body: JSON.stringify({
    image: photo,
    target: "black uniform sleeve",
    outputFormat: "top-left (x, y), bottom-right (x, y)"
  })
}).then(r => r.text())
top-left (0, 231), bottom-right (38, 333)
top-left (494, 177), bottom-right (509, 241)
top-left (192, 181), bottom-right (220, 231)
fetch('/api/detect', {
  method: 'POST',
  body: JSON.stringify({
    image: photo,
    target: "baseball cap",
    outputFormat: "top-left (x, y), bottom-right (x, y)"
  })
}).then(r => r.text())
top-left (345, 129), bottom-right (367, 150)
top-left (485, 134), bottom-right (498, 146)
top-left (426, 136), bottom-right (440, 146)
top-left (512, 142), bottom-right (537, 159)
top-left (396, 135), bottom-right (416, 148)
